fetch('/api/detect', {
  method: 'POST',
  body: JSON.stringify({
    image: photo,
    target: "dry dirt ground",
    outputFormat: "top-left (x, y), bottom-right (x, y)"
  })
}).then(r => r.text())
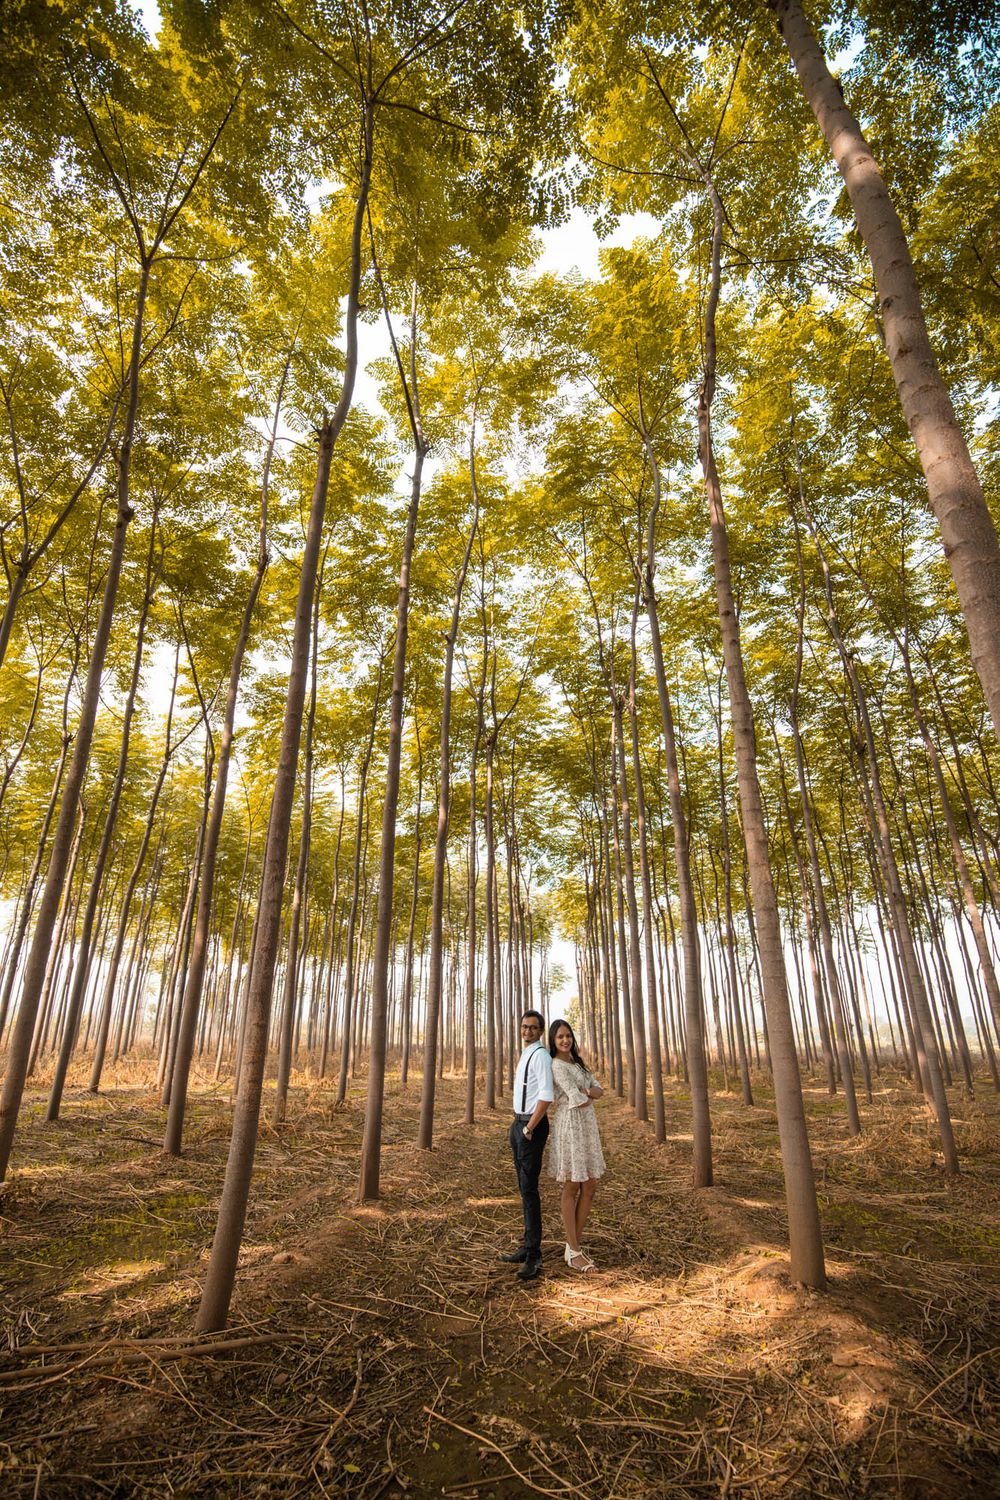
top-left (0, 1062), bottom-right (998, 1498)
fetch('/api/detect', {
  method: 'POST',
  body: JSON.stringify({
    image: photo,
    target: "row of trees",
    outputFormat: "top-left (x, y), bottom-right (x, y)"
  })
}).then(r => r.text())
top-left (1, 0), bottom-right (999, 1325)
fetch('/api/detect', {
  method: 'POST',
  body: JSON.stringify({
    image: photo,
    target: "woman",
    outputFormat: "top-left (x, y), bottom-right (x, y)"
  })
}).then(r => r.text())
top-left (547, 1018), bottom-right (605, 1272)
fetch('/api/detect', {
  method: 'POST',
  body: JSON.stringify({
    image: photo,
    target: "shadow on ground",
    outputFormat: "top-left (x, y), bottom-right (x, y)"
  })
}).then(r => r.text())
top-left (0, 1063), bottom-right (998, 1497)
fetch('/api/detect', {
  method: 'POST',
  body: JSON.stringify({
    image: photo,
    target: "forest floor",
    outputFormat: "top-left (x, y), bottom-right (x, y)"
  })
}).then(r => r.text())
top-left (0, 1062), bottom-right (998, 1498)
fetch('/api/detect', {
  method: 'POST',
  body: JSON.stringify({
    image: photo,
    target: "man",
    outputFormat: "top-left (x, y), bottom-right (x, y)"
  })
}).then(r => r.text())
top-left (500, 1010), bottom-right (554, 1282)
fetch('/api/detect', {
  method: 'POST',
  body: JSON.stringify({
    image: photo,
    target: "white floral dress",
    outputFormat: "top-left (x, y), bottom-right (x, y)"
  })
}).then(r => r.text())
top-left (548, 1058), bottom-right (606, 1183)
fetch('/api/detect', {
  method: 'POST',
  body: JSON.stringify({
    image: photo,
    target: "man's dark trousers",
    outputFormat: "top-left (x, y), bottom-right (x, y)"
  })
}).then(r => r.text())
top-left (509, 1115), bottom-right (549, 1257)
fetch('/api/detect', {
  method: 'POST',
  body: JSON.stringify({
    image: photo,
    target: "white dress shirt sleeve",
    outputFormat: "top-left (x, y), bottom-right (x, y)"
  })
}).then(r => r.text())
top-left (535, 1047), bottom-right (555, 1104)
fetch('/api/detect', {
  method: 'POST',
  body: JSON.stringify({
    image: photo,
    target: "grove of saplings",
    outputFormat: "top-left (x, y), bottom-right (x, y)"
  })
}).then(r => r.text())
top-left (1, 0), bottom-right (999, 1363)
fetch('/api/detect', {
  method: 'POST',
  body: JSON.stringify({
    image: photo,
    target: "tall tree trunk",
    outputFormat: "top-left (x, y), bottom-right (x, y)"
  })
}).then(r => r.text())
top-left (160, 735), bottom-right (214, 1105)
top-left (0, 656), bottom-right (77, 1044)
top-left (337, 664), bottom-right (384, 1104)
top-left (613, 693), bottom-right (649, 1121)
top-left (900, 633), bottom-right (1000, 1048)
top-left (47, 518), bottom-right (160, 1120)
top-left (609, 746), bottom-right (637, 1107)
top-left (801, 499), bottom-right (958, 1172)
top-left (483, 730), bottom-right (499, 1110)
top-left (272, 546), bottom-right (323, 1124)
top-left (773, 0), bottom-right (1000, 745)
top-left (89, 648), bottom-right (180, 1093)
top-left (626, 594), bottom-right (665, 1141)
top-left (164, 356), bottom-right (280, 1149)
top-left (707, 673), bottom-right (754, 1106)
top-left (463, 700), bottom-right (484, 1126)
top-left (399, 723), bottom-right (423, 1088)
top-left (0, 259), bottom-right (151, 1178)
top-left (598, 801), bottom-right (625, 1097)
top-left (319, 769), bottom-right (348, 1080)
top-left (197, 112), bottom-right (373, 1330)
top-left (358, 276), bottom-right (427, 1201)
top-left (638, 468), bottom-right (711, 1180)
top-left (694, 164), bottom-right (825, 1287)
top-left (788, 510), bottom-right (861, 1135)
top-left (418, 493), bottom-right (477, 1144)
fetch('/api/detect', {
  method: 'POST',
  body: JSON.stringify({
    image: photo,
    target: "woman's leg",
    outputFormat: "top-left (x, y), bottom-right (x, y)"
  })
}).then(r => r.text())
top-left (560, 1182), bottom-right (582, 1250)
top-left (576, 1179), bottom-right (598, 1242)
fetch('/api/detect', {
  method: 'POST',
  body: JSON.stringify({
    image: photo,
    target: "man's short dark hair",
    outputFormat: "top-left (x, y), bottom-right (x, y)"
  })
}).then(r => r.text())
top-left (520, 1009), bottom-right (545, 1029)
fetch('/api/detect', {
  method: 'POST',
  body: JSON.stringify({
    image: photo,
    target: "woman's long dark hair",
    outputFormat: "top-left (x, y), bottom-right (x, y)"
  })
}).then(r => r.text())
top-left (548, 1018), bottom-right (586, 1069)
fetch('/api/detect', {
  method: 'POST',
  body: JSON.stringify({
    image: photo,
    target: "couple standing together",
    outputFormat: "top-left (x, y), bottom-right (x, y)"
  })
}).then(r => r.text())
top-left (501, 1010), bottom-right (606, 1281)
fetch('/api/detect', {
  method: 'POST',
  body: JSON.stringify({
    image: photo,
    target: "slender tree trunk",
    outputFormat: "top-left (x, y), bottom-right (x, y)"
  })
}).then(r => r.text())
top-left (609, 751), bottom-right (637, 1106)
top-left (695, 168), bottom-right (825, 1287)
top-left (319, 770), bottom-right (347, 1080)
top-left (627, 595), bottom-right (665, 1141)
top-left (337, 665), bottom-right (383, 1105)
top-left (802, 500), bottom-right (958, 1172)
top-left (0, 700), bottom-right (74, 1044)
top-left (196, 113), bottom-right (373, 1330)
top-left (708, 678), bottom-right (755, 1108)
top-left (161, 739), bottom-right (214, 1105)
top-left (773, 0), bottom-right (1000, 745)
top-left (641, 550), bottom-right (711, 1180)
top-left (902, 635), bottom-right (1000, 1046)
top-left (0, 261), bottom-right (151, 1178)
top-left (399, 726), bottom-right (423, 1089)
top-left (594, 810), bottom-right (619, 1095)
top-left (483, 732), bottom-right (499, 1111)
top-left (464, 708), bottom-right (483, 1126)
top-left (89, 649), bottom-right (179, 1093)
top-left (358, 284), bottom-right (426, 1200)
top-left (163, 357), bottom-right (277, 1148)
top-left (272, 554), bottom-right (321, 1126)
top-left (613, 695), bottom-right (648, 1120)
top-left (31, 829), bottom-right (84, 1075)
top-left (418, 499), bottom-right (477, 1144)
top-left (788, 512), bottom-right (860, 1134)
top-left (47, 523), bottom-right (159, 1120)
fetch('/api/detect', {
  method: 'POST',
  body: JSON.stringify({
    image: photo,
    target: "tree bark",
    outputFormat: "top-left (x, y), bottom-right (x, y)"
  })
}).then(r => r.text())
top-left (418, 483), bottom-right (477, 1146)
top-left (800, 496), bottom-right (958, 1172)
top-left (337, 664), bottom-right (384, 1104)
top-left (788, 510), bottom-right (861, 1134)
top-left (272, 574), bottom-right (320, 1125)
top-left (163, 356), bottom-right (277, 1148)
top-left (695, 168), bottom-right (825, 1287)
top-left (626, 593), bottom-right (665, 1141)
top-left (613, 695), bottom-right (648, 1120)
top-left (0, 259), bottom-right (150, 1179)
top-left (47, 516), bottom-right (160, 1120)
top-left (357, 441), bottom-right (424, 1195)
top-left (196, 109), bottom-right (374, 1330)
top-left (89, 649), bottom-right (180, 1093)
top-left (399, 728), bottom-right (423, 1088)
top-left (773, 0), bottom-right (1000, 745)
top-left (639, 471), bottom-right (712, 1181)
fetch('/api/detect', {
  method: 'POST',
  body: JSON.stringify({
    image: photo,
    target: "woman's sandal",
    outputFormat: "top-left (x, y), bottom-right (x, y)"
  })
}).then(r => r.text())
top-left (564, 1244), bottom-right (597, 1272)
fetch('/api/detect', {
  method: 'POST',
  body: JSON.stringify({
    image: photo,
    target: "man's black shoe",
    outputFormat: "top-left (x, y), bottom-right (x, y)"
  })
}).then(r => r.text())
top-left (516, 1256), bottom-right (543, 1282)
top-left (498, 1247), bottom-right (529, 1263)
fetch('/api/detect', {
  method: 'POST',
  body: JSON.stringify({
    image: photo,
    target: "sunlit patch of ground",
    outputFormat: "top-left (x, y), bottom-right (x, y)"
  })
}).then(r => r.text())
top-left (0, 1056), bottom-right (997, 1496)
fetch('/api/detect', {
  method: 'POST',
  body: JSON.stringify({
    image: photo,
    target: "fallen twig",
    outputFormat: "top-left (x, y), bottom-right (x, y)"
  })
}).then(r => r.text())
top-left (424, 1408), bottom-right (593, 1498)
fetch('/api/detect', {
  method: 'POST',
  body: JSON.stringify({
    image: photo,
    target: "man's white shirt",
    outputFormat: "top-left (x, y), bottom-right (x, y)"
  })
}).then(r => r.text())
top-left (512, 1040), bottom-right (554, 1115)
